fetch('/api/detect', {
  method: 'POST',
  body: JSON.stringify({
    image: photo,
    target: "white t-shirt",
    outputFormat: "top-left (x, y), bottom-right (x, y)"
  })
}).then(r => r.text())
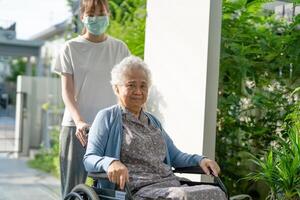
top-left (54, 35), bottom-right (130, 126)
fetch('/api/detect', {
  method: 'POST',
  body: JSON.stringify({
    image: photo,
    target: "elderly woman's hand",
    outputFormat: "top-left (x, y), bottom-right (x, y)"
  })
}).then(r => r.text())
top-left (107, 160), bottom-right (129, 190)
top-left (199, 158), bottom-right (221, 177)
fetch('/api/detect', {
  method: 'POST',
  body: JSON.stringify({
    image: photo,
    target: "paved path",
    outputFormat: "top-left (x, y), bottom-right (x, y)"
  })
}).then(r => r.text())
top-left (0, 155), bottom-right (61, 200)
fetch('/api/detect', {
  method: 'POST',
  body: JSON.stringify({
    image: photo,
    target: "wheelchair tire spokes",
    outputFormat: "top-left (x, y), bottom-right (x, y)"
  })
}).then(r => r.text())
top-left (64, 191), bottom-right (85, 200)
top-left (71, 184), bottom-right (100, 200)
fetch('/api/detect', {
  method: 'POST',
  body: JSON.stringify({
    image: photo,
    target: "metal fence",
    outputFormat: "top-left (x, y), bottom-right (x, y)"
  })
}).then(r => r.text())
top-left (0, 105), bottom-right (17, 153)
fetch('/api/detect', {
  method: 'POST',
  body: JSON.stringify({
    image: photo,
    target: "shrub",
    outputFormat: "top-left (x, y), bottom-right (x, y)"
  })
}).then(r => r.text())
top-left (28, 127), bottom-right (60, 177)
top-left (217, 0), bottom-right (300, 196)
top-left (246, 100), bottom-right (300, 199)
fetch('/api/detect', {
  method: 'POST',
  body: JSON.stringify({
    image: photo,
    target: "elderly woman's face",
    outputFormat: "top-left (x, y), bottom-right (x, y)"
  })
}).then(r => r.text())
top-left (116, 68), bottom-right (148, 113)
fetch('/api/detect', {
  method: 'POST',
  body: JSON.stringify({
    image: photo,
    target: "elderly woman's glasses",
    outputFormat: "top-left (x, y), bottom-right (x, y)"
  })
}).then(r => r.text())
top-left (122, 83), bottom-right (148, 92)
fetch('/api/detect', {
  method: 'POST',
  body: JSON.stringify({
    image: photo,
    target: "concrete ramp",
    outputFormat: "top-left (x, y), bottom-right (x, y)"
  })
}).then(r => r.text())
top-left (0, 156), bottom-right (61, 200)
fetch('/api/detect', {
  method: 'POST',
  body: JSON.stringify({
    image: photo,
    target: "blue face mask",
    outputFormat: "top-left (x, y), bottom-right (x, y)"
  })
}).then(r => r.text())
top-left (82, 16), bottom-right (109, 36)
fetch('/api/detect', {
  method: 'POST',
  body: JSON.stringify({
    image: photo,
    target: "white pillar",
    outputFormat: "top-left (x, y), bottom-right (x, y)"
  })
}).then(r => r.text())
top-left (14, 76), bottom-right (27, 157)
top-left (36, 49), bottom-right (44, 76)
top-left (145, 0), bottom-right (222, 164)
top-left (26, 56), bottom-right (32, 76)
top-left (204, 0), bottom-right (222, 159)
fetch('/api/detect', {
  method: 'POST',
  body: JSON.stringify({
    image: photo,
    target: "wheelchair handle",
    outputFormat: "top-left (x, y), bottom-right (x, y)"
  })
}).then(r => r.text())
top-left (83, 127), bottom-right (89, 148)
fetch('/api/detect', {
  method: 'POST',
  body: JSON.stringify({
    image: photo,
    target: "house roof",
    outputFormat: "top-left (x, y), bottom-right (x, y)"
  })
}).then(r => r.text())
top-left (30, 20), bottom-right (69, 41)
top-left (0, 37), bottom-right (44, 57)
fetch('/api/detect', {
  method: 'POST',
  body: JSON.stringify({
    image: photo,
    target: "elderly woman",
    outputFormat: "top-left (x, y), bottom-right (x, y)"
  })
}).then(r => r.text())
top-left (83, 56), bottom-right (226, 199)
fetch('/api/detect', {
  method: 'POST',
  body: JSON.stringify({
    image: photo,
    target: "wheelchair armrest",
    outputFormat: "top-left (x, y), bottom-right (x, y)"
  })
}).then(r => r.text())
top-left (88, 172), bottom-right (108, 180)
top-left (173, 166), bottom-right (205, 174)
top-left (173, 166), bottom-right (229, 199)
top-left (88, 168), bottom-right (228, 200)
top-left (89, 166), bottom-right (205, 179)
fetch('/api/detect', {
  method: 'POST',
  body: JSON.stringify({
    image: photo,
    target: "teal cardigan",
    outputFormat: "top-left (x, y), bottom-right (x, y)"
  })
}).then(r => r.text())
top-left (83, 105), bottom-right (204, 173)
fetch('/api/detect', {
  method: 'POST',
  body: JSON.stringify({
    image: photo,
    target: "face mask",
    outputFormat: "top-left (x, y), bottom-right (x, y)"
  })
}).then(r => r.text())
top-left (82, 16), bottom-right (109, 36)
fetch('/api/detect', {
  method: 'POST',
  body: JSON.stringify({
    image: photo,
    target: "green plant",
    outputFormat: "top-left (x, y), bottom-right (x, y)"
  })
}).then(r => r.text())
top-left (108, 0), bottom-right (146, 57)
top-left (28, 102), bottom-right (63, 177)
top-left (28, 127), bottom-right (60, 177)
top-left (217, 0), bottom-right (300, 196)
top-left (6, 59), bottom-right (26, 82)
top-left (245, 101), bottom-right (300, 200)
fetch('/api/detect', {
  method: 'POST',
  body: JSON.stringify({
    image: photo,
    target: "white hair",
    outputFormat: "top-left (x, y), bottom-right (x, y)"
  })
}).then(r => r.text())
top-left (110, 55), bottom-right (152, 87)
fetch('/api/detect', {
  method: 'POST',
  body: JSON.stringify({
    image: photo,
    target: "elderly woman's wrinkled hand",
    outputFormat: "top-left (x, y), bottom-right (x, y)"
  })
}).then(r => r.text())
top-left (107, 160), bottom-right (129, 190)
top-left (199, 158), bottom-right (221, 177)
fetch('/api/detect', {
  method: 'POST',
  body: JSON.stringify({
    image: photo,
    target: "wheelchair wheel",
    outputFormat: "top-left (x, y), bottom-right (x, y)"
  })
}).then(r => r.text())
top-left (65, 184), bottom-right (100, 200)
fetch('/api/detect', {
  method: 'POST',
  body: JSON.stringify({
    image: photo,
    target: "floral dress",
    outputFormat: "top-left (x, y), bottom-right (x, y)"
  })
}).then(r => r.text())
top-left (120, 109), bottom-right (226, 200)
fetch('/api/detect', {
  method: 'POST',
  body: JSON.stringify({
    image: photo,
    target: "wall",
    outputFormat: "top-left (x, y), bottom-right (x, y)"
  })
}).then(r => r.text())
top-left (144, 0), bottom-right (222, 169)
top-left (14, 76), bottom-right (62, 157)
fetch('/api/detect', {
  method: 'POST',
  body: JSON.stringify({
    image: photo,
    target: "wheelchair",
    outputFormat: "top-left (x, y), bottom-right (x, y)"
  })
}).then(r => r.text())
top-left (64, 166), bottom-right (229, 200)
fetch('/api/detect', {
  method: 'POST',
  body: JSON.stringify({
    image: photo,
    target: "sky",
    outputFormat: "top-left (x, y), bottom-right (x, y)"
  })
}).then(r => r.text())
top-left (0, 0), bottom-right (72, 40)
